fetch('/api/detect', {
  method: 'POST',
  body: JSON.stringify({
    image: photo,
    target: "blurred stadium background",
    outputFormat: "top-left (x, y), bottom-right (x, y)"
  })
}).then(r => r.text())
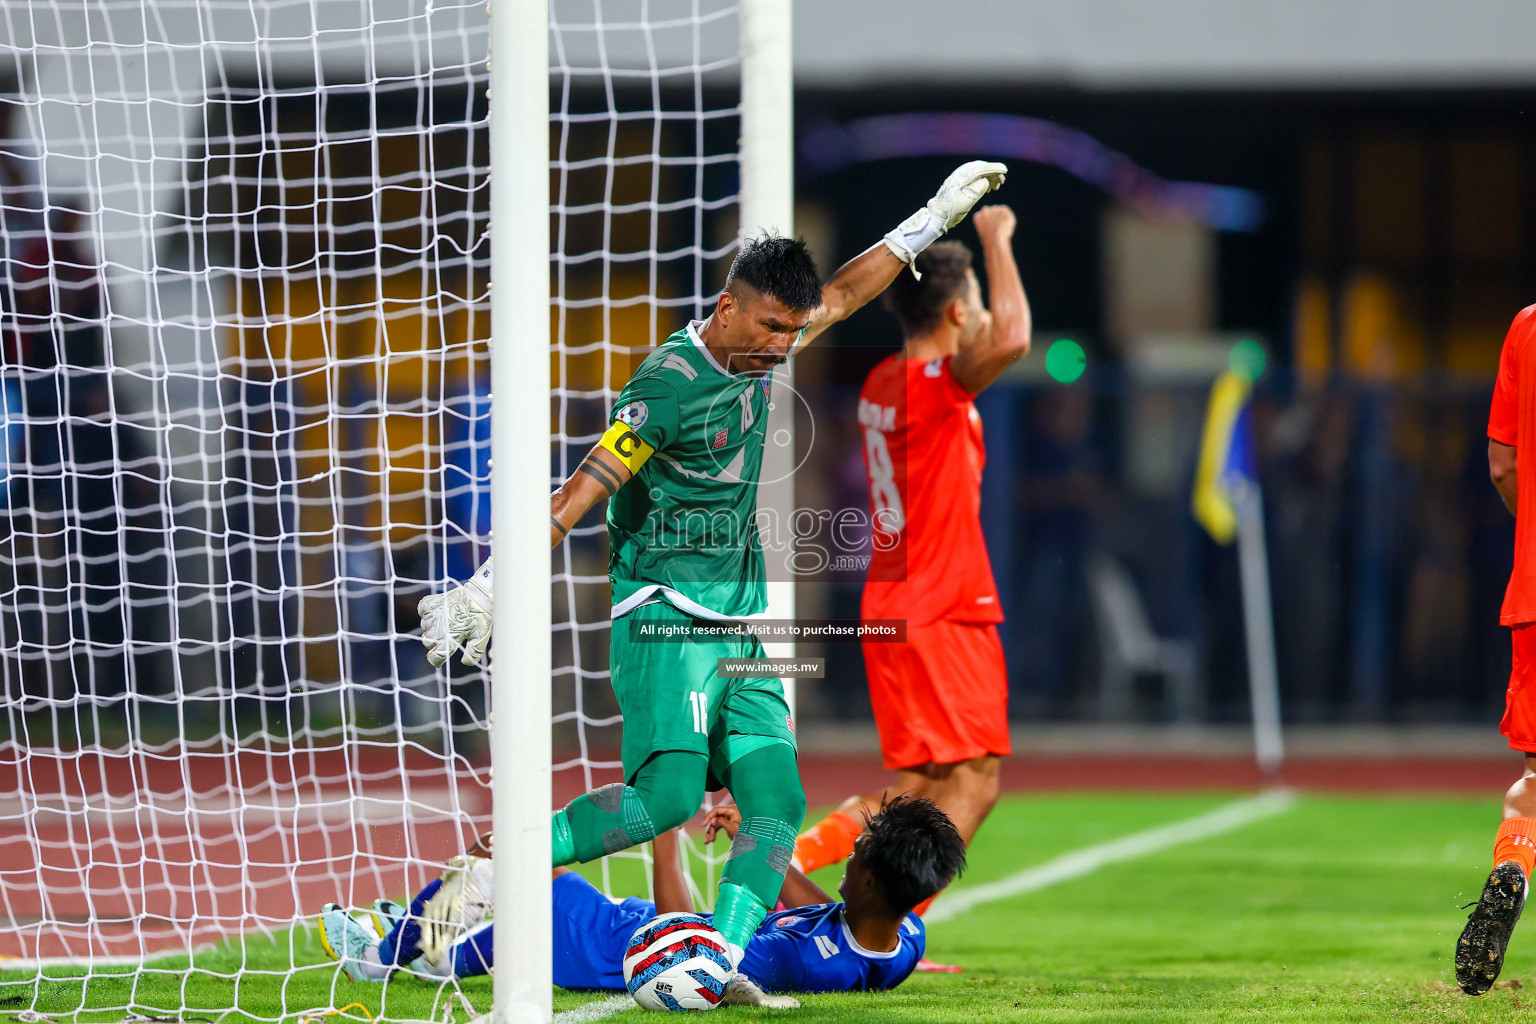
top-left (785, 0), bottom-right (1536, 738)
top-left (6, 0), bottom-right (1536, 749)
top-left (4, 0), bottom-right (1536, 1018)
top-left (625, 0), bottom-right (1536, 753)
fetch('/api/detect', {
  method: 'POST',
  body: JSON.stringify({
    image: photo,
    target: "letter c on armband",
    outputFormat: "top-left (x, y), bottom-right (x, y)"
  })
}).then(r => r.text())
top-left (599, 419), bottom-right (656, 473)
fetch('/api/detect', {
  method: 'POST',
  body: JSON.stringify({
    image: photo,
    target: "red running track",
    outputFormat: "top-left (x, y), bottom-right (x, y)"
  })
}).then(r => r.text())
top-left (554, 751), bottom-right (1528, 807)
top-left (794, 752), bottom-right (1527, 805)
top-left (0, 745), bottom-right (491, 962)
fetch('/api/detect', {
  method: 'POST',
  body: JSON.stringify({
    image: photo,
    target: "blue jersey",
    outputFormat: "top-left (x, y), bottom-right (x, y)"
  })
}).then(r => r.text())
top-left (737, 903), bottom-right (925, 993)
top-left (549, 872), bottom-right (925, 993)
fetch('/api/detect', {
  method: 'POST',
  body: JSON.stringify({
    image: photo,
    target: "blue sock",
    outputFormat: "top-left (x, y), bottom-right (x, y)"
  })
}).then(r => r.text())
top-left (380, 877), bottom-right (442, 967)
top-left (451, 921), bottom-right (494, 978)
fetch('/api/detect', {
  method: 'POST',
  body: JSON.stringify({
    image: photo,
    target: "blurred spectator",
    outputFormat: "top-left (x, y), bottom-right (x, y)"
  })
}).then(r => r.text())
top-left (1265, 385), bottom-right (1354, 718)
top-left (0, 191), bottom-right (170, 701)
top-left (1014, 385), bottom-right (1106, 715)
top-left (442, 371), bottom-right (492, 583)
top-left (9, 200), bottom-right (119, 694)
top-left (1397, 409), bottom-right (1474, 711)
top-left (820, 408), bottom-right (876, 720)
top-left (1467, 402), bottom-right (1518, 714)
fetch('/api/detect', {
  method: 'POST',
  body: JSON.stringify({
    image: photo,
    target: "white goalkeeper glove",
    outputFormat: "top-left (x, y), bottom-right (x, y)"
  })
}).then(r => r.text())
top-left (418, 556), bottom-right (495, 668)
top-left (418, 852), bottom-right (495, 968)
top-left (883, 160), bottom-right (1009, 275)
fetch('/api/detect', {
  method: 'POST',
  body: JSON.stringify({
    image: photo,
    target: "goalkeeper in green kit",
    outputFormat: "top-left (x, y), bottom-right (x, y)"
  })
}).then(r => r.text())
top-left (417, 161), bottom-right (1007, 967)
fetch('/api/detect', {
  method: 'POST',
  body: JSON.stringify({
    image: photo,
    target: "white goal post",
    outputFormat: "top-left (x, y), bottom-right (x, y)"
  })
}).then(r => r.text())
top-left (0, 0), bottom-right (791, 1020)
top-left (739, 0), bottom-right (797, 704)
top-left (489, 0), bottom-right (551, 1019)
top-left (493, 1), bottom-right (794, 1020)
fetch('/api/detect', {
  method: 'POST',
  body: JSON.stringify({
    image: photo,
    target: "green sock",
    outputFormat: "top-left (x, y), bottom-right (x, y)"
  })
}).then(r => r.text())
top-left (714, 815), bottom-right (799, 960)
top-left (712, 881), bottom-right (768, 965)
top-left (722, 815), bottom-right (798, 895)
top-left (551, 808), bottom-right (576, 867)
top-left (553, 783), bottom-right (657, 866)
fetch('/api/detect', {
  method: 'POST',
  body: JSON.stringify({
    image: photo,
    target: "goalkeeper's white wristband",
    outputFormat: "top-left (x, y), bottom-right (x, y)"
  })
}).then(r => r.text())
top-left (467, 556), bottom-right (495, 611)
top-left (882, 208), bottom-right (946, 273)
top-left (883, 159), bottom-right (1009, 278)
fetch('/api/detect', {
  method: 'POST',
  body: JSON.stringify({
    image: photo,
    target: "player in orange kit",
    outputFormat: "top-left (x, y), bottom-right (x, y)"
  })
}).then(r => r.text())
top-left (1458, 303), bottom-right (1536, 994)
top-left (795, 205), bottom-right (1030, 939)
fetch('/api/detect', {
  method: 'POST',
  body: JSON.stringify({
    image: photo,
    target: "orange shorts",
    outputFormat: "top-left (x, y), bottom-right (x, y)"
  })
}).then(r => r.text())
top-left (1505, 623), bottom-right (1536, 752)
top-left (863, 618), bottom-right (1011, 771)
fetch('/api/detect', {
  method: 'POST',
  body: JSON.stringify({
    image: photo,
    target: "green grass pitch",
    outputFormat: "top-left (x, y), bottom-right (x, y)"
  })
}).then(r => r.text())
top-left (4, 791), bottom-right (1532, 1022)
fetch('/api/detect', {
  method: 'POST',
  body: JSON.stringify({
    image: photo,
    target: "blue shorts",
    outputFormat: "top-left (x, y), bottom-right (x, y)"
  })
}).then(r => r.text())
top-left (551, 872), bottom-right (657, 990)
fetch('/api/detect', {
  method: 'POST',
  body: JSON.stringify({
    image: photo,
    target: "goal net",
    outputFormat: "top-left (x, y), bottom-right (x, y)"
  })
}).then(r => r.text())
top-left (549, 0), bottom-right (747, 904)
top-left (0, 0), bottom-right (752, 1016)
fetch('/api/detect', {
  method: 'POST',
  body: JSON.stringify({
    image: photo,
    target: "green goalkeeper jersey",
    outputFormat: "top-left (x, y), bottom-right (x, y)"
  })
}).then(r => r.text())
top-left (598, 321), bottom-right (774, 620)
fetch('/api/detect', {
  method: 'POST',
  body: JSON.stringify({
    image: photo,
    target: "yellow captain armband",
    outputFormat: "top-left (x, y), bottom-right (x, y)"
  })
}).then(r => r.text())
top-left (599, 419), bottom-right (656, 473)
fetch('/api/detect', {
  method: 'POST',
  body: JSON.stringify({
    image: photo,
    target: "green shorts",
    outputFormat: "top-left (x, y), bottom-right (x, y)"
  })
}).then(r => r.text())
top-left (608, 601), bottom-right (797, 788)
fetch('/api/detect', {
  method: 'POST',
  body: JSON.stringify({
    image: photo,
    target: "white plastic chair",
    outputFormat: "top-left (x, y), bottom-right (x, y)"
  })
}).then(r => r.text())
top-left (1087, 553), bottom-right (1200, 720)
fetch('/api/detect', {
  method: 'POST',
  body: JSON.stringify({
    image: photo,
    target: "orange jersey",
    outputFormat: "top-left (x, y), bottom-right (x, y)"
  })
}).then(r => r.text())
top-left (858, 354), bottom-right (1002, 626)
top-left (1489, 303), bottom-right (1536, 626)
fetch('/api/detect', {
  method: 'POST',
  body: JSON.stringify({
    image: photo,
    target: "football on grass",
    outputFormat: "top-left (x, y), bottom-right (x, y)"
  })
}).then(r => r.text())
top-left (623, 913), bottom-right (732, 1012)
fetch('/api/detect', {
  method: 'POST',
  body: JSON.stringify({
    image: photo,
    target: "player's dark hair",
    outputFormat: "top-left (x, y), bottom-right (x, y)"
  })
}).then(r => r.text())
top-left (860, 795), bottom-right (967, 916)
top-left (724, 233), bottom-right (822, 312)
top-left (881, 241), bottom-right (973, 336)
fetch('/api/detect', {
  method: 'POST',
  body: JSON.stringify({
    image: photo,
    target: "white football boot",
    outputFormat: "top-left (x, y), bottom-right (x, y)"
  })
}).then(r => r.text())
top-left (722, 975), bottom-right (800, 1010)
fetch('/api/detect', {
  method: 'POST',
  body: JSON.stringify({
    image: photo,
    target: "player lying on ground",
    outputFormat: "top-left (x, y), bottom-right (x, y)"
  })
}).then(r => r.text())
top-left (417, 160), bottom-right (1006, 967)
top-left (1459, 301), bottom-right (1536, 994)
top-left (316, 796), bottom-right (966, 1002)
top-left (796, 207), bottom-right (1030, 934)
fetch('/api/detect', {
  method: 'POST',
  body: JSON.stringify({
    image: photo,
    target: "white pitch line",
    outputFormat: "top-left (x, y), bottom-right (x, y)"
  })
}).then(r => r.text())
top-left (553, 994), bottom-right (636, 1024)
top-left (924, 788), bottom-right (1298, 924)
top-left (549, 789), bottom-right (1298, 1023)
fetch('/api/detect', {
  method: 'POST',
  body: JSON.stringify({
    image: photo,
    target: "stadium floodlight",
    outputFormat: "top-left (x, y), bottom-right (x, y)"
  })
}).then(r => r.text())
top-left (0, 0), bottom-right (789, 1020)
